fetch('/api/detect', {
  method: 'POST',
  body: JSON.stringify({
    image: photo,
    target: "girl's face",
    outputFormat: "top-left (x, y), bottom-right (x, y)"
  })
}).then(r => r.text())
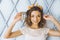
top-left (31, 11), bottom-right (41, 25)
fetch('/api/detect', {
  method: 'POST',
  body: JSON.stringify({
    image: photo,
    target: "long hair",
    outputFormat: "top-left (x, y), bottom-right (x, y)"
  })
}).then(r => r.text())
top-left (25, 6), bottom-right (46, 28)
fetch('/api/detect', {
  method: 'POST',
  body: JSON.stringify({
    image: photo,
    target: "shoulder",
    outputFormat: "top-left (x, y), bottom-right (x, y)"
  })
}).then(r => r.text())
top-left (42, 27), bottom-right (50, 34)
top-left (19, 26), bottom-right (29, 34)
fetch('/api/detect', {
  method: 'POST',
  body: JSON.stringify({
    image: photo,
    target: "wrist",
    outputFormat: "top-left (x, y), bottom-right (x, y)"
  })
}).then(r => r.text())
top-left (51, 18), bottom-right (56, 22)
top-left (12, 20), bottom-right (17, 24)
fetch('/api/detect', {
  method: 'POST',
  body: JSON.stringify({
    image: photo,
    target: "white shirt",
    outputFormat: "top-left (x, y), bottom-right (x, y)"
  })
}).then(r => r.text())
top-left (19, 26), bottom-right (49, 40)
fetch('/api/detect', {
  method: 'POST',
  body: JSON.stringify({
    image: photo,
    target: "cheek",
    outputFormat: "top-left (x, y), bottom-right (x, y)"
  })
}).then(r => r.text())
top-left (31, 18), bottom-right (34, 21)
top-left (31, 17), bottom-right (36, 23)
top-left (38, 17), bottom-right (41, 22)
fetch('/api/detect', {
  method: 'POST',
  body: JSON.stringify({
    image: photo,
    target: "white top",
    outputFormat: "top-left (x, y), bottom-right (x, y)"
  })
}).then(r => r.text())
top-left (19, 26), bottom-right (50, 40)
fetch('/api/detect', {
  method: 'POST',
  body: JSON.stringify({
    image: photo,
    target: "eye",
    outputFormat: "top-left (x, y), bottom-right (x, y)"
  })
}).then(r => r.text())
top-left (31, 15), bottom-right (34, 17)
top-left (38, 15), bottom-right (40, 17)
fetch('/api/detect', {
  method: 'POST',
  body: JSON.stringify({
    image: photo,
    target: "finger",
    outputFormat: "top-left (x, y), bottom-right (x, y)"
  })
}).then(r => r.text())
top-left (17, 12), bottom-right (22, 16)
top-left (44, 15), bottom-right (49, 18)
top-left (15, 12), bottom-right (22, 19)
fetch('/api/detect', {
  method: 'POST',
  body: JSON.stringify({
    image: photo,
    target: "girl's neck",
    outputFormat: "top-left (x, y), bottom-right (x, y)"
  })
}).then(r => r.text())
top-left (31, 24), bottom-right (39, 29)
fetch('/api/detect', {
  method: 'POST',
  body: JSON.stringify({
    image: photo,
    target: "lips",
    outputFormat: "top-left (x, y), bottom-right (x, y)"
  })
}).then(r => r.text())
top-left (34, 21), bottom-right (39, 23)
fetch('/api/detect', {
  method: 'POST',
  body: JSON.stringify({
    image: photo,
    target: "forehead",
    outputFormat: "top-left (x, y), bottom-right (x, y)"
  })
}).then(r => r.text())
top-left (31, 11), bottom-right (41, 15)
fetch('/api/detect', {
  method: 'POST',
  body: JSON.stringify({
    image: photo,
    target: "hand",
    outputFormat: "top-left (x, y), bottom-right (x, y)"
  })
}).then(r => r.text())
top-left (43, 15), bottom-right (55, 21)
top-left (14, 12), bottom-right (22, 23)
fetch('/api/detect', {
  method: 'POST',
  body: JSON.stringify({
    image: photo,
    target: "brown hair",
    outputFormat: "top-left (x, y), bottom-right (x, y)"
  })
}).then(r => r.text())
top-left (25, 6), bottom-right (46, 28)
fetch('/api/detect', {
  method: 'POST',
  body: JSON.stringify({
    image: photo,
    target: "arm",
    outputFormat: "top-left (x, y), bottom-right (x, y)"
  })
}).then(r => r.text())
top-left (48, 29), bottom-right (60, 37)
top-left (44, 15), bottom-right (60, 31)
top-left (4, 12), bottom-right (23, 38)
top-left (43, 15), bottom-right (60, 36)
top-left (51, 18), bottom-right (60, 31)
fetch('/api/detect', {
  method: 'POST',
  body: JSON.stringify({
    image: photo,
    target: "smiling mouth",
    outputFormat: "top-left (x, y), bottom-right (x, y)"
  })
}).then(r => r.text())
top-left (34, 21), bottom-right (38, 23)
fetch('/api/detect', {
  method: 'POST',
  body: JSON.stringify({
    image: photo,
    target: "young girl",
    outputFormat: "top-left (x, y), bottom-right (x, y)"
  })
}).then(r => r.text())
top-left (4, 6), bottom-right (60, 40)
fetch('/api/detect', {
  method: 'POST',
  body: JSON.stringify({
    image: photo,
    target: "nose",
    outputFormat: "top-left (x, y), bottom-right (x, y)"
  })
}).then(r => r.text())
top-left (34, 17), bottom-right (37, 21)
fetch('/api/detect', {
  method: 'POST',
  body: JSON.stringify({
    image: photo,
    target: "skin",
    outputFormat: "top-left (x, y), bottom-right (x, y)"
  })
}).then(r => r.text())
top-left (4, 11), bottom-right (60, 39)
top-left (30, 11), bottom-right (41, 29)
